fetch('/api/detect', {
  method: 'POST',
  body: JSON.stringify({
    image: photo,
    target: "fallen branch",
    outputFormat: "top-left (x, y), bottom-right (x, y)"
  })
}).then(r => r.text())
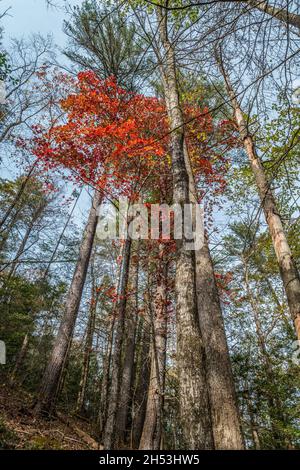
top-left (56, 412), bottom-right (102, 450)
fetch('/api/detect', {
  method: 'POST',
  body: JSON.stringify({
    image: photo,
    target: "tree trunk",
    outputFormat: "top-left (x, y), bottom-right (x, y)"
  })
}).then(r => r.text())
top-left (247, 0), bottom-right (300, 34)
top-left (98, 314), bottom-right (115, 439)
top-left (156, 6), bottom-right (214, 449)
top-left (220, 60), bottom-right (300, 340)
top-left (98, 244), bottom-right (125, 439)
top-left (34, 190), bottom-right (102, 415)
top-left (244, 389), bottom-right (261, 450)
top-left (76, 288), bottom-right (98, 414)
top-left (116, 243), bottom-right (140, 446)
top-left (42, 189), bottom-right (82, 280)
top-left (139, 246), bottom-right (168, 450)
top-left (0, 161), bottom-right (37, 230)
top-left (131, 318), bottom-right (151, 449)
top-left (9, 333), bottom-right (29, 386)
top-left (183, 141), bottom-right (244, 449)
top-left (103, 236), bottom-right (132, 449)
top-left (243, 257), bottom-right (287, 447)
top-left (7, 201), bottom-right (45, 278)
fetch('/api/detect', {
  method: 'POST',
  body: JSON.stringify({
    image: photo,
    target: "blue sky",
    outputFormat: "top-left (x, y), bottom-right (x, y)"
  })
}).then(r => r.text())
top-left (0, 0), bottom-right (92, 221)
top-left (1, 0), bottom-right (81, 47)
top-left (0, 0), bottom-right (232, 230)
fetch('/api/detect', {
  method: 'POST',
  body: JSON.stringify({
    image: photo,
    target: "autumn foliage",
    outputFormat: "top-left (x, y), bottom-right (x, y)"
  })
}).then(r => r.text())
top-left (30, 71), bottom-right (237, 204)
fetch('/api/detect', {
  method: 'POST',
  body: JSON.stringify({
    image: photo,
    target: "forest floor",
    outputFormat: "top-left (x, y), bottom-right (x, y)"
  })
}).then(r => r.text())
top-left (0, 384), bottom-right (100, 450)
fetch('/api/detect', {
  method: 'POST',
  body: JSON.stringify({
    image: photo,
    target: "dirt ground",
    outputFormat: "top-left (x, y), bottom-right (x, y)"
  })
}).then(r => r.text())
top-left (0, 384), bottom-right (100, 450)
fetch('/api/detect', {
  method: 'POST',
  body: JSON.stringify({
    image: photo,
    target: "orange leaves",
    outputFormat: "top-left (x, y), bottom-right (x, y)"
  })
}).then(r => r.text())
top-left (29, 70), bottom-right (236, 204)
top-left (32, 72), bottom-right (168, 199)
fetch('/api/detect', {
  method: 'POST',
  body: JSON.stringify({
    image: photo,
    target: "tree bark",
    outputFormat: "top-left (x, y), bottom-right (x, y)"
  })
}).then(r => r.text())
top-left (34, 190), bottom-right (102, 415)
top-left (76, 285), bottom-right (98, 414)
top-left (116, 243), bottom-right (140, 446)
top-left (139, 246), bottom-right (168, 450)
top-left (130, 317), bottom-right (151, 449)
top-left (182, 142), bottom-right (244, 449)
top-left (9, 333), bottom-right (29, 386)
top-left (156, 5), bottom-right (214, 449)
top-left (103, 236), bottom-right (132, 449)
top-left (244, 388), bottom-right (261, 450)
top-left (219, 60), bottom-right (300, 340)
top-left (6, 201), bottom-right (46, 279)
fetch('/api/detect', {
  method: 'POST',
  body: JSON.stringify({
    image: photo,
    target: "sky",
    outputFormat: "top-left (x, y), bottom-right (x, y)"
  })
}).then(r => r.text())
top-left (1, 0), bottom-right (81, 47)
top-left (0, 0), bottom-right (233, 230)
top-left (0, 0), bottom-right (92, 222)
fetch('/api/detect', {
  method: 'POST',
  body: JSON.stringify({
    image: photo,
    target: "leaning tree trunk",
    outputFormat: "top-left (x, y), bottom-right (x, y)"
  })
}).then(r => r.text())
top-left (103, 236), bottom-right (132, 449)
top-left (156, 6), bottom-right (214, 449)
top-left (183, 142), bottom-right (244, 449)
top-left (6, 201), bottom-right (46, 279)
top-left (76, 285), bottom-right (98, 414)
top-left (219, 59), bottom-right (300, 341)
top-left (98, 243), bottom-right (125, 439)
top-left (116, 243), bottom-right (140, 446)
top-left (244, 388), bottom-right (261, 450)
top-left (34, 190), bottom-right (103, 415)
top-left (243, 257), bottom-right (287, 447)
top-left (131, 316), bottom-right (151, 449)
top-left (139, 246), bottom-right (168, 450)
top-left (9, 333), bottom-right (29, 386)
top-left (0, 161), bottom-right (37, 231)
top-left (247, 0), bottom-right (300, 34)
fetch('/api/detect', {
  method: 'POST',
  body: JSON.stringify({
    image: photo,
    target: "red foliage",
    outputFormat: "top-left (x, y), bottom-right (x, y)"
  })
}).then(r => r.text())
top-left (32, 72), bottom-right (167, 200)
top-left (30, 71), bottom-right (237, 204)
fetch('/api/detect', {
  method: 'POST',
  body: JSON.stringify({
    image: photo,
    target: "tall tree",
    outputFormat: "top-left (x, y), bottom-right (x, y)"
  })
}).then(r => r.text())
top-left (139, 244), bottom-right (168, 450)
top-left (218, 53), bottom-right (300, 341)
top-left (116, 242), bottom-right (140, 445)
top-left (34, 189), bottom-right (102, 415)
top-left (154, 5), bottom-right (214, 449)
top-left (64, 0), bottom-right (148, 90)
top-left (76, 254), bottom-right (99, 414)
top-left (33, 0), bottom-right (158, 414)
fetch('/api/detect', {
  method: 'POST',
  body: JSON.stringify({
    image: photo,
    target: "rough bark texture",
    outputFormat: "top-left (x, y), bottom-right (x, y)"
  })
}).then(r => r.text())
top-left (103, 237), bottom-right (132, 449)
top-left (183, 143), bottom-right (244, 449)
top-left (98, 244), bottom-right (125, 439)
top-left (76, 286), bottom-right (98, 414)
top-left (34, 190), bottom-right (102, 415)
top-left (220, 64), bottom-right (300, 340)
top-left (156, 6), bottom-right (214, 449)
top-left (243, 257), bottom-right (287, 447)
top-left (139, 249), bottom-right (168, 450)
top-left (116, 245), bottom-right (139, 446)
top-left (98, 315), bottom-right (115, 439)
top-left (131, 318), bottom-right (151, 449)
top-left (9, 333), bottom-right (29, 386)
